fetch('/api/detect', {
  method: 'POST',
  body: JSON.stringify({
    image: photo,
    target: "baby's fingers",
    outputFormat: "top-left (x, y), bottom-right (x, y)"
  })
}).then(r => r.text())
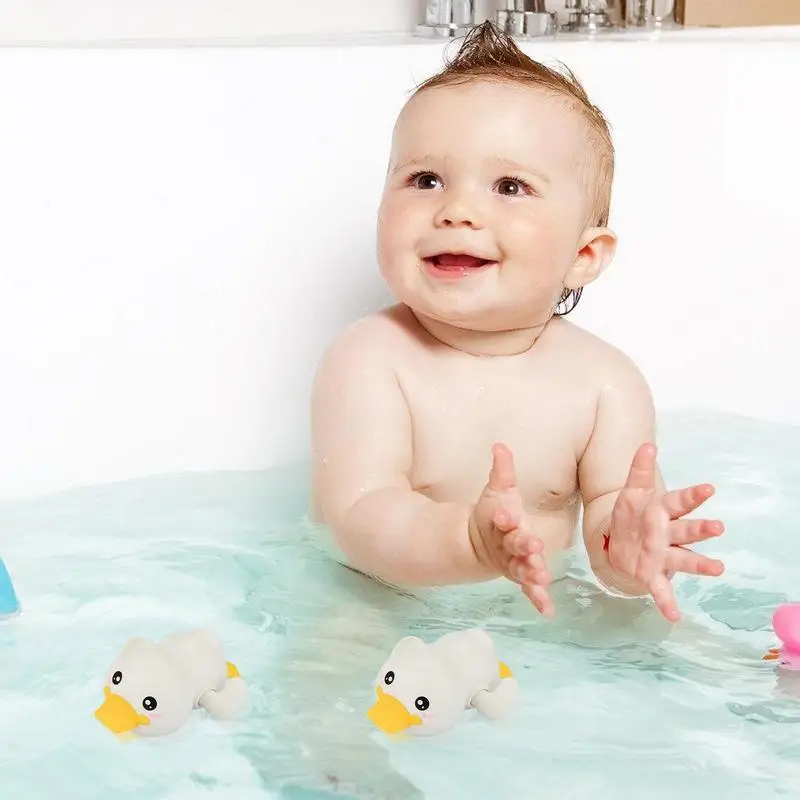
top-left (509, 554), bottom-right (550, 587)
top-left (661, 483), bottom-right (715, 520)
top-left (668, 518), bottom-right (724, 546)
top-left (521, 582), bottom-right (555, 618)
top-left (493, 506), bottom-right (520, 534)
top-left (503, 525), bottom-right (544, 557)
top-left (666, 547), bottom-right (725, 577)
top-left (648, 573), bottom-right (680, 623)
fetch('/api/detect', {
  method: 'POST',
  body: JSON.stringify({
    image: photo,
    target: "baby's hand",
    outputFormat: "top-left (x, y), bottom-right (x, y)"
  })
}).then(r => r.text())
top-left (606, 443), bottom-right (725, 622)
top-left (469, 443), bottom-right (555, 616)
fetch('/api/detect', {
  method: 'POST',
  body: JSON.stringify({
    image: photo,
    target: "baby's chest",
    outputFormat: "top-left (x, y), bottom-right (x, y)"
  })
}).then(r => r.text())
top-left (402, 367), bottom-right (596, 505)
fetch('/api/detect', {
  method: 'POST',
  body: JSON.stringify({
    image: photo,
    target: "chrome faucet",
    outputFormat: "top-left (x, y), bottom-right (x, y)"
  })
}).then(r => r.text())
top-left (415, 0), bottom-right (476, 37)
top-left (561, 0), bottom-right (617, 32)
top-left (416, 0), bottom-right (674, 41)
top-left (495, 0), bottom-right (556, 37)
top-left (624, 0), bottom-right (675, 28)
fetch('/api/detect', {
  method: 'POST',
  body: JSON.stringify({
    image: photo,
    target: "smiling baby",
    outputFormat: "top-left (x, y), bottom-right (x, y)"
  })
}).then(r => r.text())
top-left (310, 21), bottom-right (725, 622)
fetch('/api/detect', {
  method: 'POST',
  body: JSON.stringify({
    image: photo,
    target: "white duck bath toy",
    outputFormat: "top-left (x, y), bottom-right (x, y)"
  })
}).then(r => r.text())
top-left (367, 628), bottom-right (519, 737)
top-left (94, 629), bottom-right (247, 738)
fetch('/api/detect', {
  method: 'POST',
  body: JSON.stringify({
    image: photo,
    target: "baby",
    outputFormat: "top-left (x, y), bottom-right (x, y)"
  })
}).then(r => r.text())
top-left (310, 21), bottom-right (725, 623)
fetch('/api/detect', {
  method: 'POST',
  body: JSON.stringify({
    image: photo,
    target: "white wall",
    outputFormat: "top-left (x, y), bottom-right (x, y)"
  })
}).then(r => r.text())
top-left (0, 0), bottom-right (407, 41)
top-left (0, 0), bottom-right (557, 42)
top-left (0, 0), bottom-right (501, 42)
top-left (1, 33), bottom-right (798, 502)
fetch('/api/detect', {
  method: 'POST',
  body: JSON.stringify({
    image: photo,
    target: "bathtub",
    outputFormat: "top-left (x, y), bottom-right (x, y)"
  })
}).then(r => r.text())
top-left (1, 26), bottom-right (800, 800)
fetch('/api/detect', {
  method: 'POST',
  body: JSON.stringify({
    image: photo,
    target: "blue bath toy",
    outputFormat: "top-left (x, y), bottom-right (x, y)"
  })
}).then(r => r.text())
top-left (0, 558), bottom-right (21, 617)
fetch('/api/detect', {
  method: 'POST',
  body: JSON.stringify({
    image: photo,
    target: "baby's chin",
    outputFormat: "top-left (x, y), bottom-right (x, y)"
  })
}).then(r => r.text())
top-left (408, 300), bottom-right (530, 334)
top-left (385, 265), bottom-right (544, 331)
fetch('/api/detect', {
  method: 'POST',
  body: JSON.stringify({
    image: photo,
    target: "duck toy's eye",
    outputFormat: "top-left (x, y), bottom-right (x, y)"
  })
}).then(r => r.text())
top-left (384, 670), bottom-right (395, 685)
top-left (415, 696), bottom-right (430, 711)
top-left (142, 696), bottom-right (158, 712)
top-left (111, 671), bottom-right (122, 685)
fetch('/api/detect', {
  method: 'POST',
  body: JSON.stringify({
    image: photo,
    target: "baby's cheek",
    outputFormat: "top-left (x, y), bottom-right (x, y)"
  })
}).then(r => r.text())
top-left (147, 712), bottom-right (162, 720)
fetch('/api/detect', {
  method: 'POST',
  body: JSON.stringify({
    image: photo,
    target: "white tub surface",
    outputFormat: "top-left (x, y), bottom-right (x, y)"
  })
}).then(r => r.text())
top-left (0, 33), bottom-right (798, 502)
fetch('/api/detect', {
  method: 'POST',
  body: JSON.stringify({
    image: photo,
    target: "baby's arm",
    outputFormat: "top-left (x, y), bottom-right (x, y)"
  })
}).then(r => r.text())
top-left (310, 323), bottom-right (496, 586)
top-left (578, 351), bottom-right (723, 610)
top-left (577, 353), bottom-right (663, 596)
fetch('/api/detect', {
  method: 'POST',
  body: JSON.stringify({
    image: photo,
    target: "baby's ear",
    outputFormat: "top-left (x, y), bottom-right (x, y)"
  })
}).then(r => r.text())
top-left (388, 636), bottom-right (426, 660)
top-left (564, 226), bottom-right (617, 291)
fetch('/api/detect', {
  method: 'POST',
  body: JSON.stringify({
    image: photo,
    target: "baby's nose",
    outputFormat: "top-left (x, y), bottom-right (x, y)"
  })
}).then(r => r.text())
top-left (434, 193), bottom-right (484, 229)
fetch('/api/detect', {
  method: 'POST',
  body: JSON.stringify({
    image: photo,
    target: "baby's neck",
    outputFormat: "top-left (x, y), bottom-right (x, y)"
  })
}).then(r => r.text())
top-left (411, 310), bottom-right (550, 357)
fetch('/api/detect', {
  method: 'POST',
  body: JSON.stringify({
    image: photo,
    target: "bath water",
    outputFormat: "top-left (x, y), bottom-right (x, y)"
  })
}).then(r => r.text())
top-left (1, 410), bottom-right (799, 799)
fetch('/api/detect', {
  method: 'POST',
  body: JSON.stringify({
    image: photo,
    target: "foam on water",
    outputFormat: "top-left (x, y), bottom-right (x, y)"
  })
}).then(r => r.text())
top-left (1, 410), bottom-right (800, 799)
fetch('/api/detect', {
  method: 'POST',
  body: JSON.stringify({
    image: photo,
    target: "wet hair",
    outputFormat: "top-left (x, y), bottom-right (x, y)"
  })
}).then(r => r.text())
top-left (411, 20), bottom-right (615, 316)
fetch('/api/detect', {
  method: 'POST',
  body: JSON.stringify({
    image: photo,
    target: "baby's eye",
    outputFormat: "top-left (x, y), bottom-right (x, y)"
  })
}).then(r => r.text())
top-left (496, 178), bottom-right (531, 197)
top-left (409, 172), bottom-right (442, 191)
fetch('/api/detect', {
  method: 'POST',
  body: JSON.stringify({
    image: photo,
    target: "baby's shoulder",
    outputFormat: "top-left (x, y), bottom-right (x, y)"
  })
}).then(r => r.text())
top-left (547, 318), bottom-right (649, 385)
top-left (317, 305), bottom-right (418, 370)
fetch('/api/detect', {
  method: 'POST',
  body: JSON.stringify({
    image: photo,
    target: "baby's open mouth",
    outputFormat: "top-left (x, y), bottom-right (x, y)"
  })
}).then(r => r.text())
top-left (425, 253), bottom-right (493, 271)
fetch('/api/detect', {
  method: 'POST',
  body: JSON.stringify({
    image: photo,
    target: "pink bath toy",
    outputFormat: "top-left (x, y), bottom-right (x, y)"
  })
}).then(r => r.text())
top-left (763, 603), bottom-right (800, 670)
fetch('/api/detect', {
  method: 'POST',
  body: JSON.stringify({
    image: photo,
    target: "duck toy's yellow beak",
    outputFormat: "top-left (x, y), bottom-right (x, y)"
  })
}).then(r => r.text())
top-left (94, 686), bottom-right (151, 735)
top-left (367, 686), bottom-right (422, 735)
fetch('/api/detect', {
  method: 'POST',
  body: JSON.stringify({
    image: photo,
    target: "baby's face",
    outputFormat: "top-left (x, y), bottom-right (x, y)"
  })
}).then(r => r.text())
top-left (378, 80), bottom-right (593, 332)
